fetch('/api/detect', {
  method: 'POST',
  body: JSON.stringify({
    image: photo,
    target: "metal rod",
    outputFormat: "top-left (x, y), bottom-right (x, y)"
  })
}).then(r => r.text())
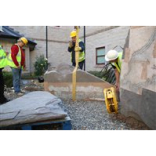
top-left (84, 26), bottom-right (86, 71)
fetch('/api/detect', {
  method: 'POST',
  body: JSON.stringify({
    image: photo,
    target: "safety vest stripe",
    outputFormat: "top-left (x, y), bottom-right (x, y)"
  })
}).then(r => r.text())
top-left (0, 56), bottom-right (6, 59)
top-left (114, 62), bottom-right (121, 73)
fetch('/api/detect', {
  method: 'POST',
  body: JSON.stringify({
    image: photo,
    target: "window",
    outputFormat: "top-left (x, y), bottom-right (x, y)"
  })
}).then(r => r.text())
top-left (96, 47), bottom-right (105, 65)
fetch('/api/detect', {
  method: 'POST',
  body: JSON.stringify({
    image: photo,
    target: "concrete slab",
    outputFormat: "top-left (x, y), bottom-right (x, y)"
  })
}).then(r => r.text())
top-left (44, 63), bottom-right (114, 100)
top-left (0, 91), bottom-right (67, 127)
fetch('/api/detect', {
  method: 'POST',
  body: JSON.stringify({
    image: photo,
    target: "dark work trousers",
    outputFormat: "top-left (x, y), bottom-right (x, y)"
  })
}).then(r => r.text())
top-left (72, 60), bottom-right (85, 70)
top-left (0, 68), bottom-right (5, 102)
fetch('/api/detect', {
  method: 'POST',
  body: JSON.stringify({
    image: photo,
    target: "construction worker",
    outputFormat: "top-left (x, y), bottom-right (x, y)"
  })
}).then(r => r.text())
top-left (8, 37), bottom-right (28, 96)
top-left (68, 30), bottom-right (85, 70)
top-left (0, 45), bottom-right (9, 104)
top-left (105, 50), bottom-right (123, 91)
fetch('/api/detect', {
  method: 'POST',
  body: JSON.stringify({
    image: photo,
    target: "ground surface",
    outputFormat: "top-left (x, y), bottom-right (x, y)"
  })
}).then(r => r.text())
top-left (2, 79), bottom-right (150, 130)
top-left (62, 100), bottom-right (150, 130)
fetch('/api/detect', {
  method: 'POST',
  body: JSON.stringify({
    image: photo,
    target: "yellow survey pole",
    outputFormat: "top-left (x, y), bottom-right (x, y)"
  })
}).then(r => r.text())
top-left (72, 26), bottom-right (80, 101)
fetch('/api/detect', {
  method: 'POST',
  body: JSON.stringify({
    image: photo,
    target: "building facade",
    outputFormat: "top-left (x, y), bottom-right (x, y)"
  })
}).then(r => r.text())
top-left (10, 26), bottom-right (130, 72)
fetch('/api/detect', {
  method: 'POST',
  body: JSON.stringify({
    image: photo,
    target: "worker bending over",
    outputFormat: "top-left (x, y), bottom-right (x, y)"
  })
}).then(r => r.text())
top-left (68, 30), bottom-right (85, 70)
top-left (105, 50), bottom-right (123, 91)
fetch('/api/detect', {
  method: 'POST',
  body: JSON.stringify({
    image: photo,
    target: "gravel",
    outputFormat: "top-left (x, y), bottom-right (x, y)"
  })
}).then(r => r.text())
top-left (62, 100), bottom-right (150, 130)
top-left (3, 79), bottom-right (150, 130)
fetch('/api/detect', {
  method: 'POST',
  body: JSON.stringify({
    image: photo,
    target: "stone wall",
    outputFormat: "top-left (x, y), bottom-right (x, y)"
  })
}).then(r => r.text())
top-left (120, 26), bottom-right (156, 129)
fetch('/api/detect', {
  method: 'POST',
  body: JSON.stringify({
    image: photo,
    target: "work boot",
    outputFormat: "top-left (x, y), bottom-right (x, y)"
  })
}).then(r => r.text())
top-left (16, 92), bottom-right (24, 96)
top-left (20, 90), bottom-right (25, 93)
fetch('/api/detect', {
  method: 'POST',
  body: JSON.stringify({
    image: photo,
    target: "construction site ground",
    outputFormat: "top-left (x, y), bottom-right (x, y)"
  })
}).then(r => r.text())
top-left (3, 79), bottom-right (150, 130)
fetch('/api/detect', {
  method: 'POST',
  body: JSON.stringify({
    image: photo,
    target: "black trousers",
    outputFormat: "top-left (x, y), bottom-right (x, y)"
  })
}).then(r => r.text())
top-left (0, 68), bottom-right (6, 102)
top-left (72, 60), bottom-right (85, 70)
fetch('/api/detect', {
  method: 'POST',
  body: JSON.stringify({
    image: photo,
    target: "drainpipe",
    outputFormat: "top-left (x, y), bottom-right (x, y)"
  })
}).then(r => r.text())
top-left (46, 26), bottom-right (48, 59)
top-left (84, 26), bottom-right (86, 71)
top-left (46, 26), bottom-right (48, 70)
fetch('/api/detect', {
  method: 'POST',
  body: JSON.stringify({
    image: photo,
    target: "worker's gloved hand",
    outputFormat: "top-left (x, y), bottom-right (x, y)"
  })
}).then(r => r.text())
top-left (69, 41), bottom-right (73, 48)
top-left (75, 47), bottom-right (82, 52)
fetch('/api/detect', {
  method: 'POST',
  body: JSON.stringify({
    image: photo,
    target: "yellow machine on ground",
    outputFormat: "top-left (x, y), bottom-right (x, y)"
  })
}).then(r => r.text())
top-left (103, 87), bottom-right (118, 113)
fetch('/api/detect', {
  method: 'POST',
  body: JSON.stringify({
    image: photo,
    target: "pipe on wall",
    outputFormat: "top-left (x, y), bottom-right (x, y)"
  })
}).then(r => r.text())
top-left (84, 26), bottom-right (86, 71)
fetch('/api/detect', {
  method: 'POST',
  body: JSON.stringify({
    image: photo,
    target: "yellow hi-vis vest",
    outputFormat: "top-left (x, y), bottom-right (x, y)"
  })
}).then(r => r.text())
top-left (71, 39), bottom-right (85, 63)
top-left (8, 44), bottom-right (22, 68)
top-left (0, 45), bottom-right (8, 68)
top-left (111, 52), bottom-right (123, 73)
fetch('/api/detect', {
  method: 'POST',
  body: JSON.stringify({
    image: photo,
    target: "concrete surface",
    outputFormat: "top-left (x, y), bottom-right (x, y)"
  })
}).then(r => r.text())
top-left (44, 63), bottom-right (114, 100)
top-left (120, 26), bottom-right (156, 129)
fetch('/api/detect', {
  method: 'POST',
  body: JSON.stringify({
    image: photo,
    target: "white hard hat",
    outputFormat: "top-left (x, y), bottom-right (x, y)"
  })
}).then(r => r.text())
top-left (105, 50), bottom-right (118, 61)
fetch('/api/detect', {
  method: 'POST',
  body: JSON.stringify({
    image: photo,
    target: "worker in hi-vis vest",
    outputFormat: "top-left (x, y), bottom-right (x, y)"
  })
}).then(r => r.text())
top-left (7, 37), bottom-right (28, 96)
top-left (105, 50), bottom-right (123, 91)
top-left (0, 45), bottom-right (9, 104)
top-left (68, 30), bottom-right (85, 70)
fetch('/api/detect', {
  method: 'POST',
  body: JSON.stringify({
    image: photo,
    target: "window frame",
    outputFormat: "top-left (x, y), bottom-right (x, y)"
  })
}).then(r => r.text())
top-left (96, 46), bottom-right (106, 65)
